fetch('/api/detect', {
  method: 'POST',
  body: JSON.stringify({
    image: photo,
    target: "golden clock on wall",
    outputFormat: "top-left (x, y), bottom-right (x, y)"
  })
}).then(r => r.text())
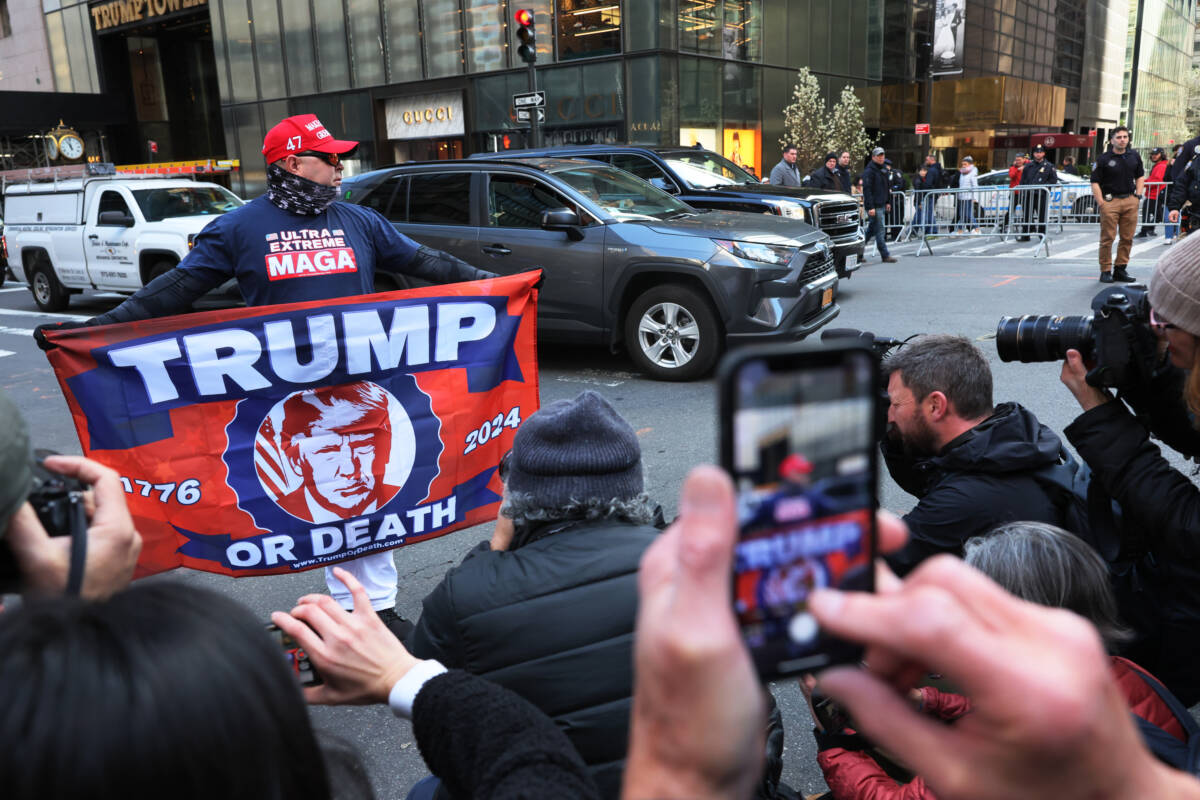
top-left (47, 120), bottom-right (85, 161)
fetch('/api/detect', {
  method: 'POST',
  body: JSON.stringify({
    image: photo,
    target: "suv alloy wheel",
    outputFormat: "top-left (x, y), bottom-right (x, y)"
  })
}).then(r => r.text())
top-left (624, 284), bottom-right (720, 381)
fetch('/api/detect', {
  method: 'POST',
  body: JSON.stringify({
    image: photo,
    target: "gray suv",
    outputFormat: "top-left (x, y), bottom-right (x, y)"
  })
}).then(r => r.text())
top-left (342, 157), bottom-right (839, 381)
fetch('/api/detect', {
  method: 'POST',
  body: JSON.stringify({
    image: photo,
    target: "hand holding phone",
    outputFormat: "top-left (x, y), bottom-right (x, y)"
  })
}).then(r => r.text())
top-left (719, 343), bottom-right (878, 679)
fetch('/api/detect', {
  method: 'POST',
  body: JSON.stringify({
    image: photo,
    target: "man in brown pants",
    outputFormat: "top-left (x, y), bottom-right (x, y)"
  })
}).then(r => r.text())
top-left (1089, 126), bottom-right (1144, 283)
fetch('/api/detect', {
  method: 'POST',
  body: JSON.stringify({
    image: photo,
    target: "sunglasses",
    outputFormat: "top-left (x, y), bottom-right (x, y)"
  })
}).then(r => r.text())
top-left (498, 449), bottom-right (513, 482)
top-left (294, 151), bottom-right (341, 167)
top-left (1150, 308), bottom-right (1177, 332)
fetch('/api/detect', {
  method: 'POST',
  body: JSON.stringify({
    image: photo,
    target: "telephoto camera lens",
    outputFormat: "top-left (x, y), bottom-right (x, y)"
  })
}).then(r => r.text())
top-left (995, 315), bottom-right (1094, 362)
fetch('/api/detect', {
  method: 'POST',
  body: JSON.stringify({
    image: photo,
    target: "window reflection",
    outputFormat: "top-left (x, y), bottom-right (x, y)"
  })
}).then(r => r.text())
top-left (679, 0), bottom-right (720, 55)
top-left (556, 0), bottom-right (621, 61)
top-left (722, 1), bottom-right (761, 61)
top-left (424, 0), bottom-right (464, 77)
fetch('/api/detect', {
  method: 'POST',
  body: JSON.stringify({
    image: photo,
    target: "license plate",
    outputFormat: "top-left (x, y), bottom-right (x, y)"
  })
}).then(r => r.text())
top-left (821, 287), bottom-right (834, 308)
top-left (845, 254), bottom-right (857, 267)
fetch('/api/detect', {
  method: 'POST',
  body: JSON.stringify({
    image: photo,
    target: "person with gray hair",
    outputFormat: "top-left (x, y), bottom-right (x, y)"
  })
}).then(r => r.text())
top-left (404, 390), bottom-right (663, 797)
top-left (811, 520), bottom-right (1192, 800)
top-left (882, 334), bottom-right (1066, 576)
top-left (964, 521), bottom-right (1132, 648)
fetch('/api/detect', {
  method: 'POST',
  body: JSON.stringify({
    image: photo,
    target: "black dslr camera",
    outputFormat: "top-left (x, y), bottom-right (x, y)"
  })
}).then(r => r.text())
top-left (996, 285), bottom-right (1158, 389)
top-left (0, 453), bottom-right (88, 593)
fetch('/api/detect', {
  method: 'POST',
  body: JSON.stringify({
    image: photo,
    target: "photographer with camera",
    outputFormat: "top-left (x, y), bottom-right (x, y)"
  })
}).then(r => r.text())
top-left (879, 335), bottom-right (1067, 577)
top-left (0, 390), bottom-right (141, 600)
top-left (1058, 234), bottom-right (1200, 705)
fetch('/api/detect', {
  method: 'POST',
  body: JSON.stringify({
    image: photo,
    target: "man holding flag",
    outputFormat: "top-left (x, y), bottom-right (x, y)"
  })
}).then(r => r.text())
top-left (35, 114), bottom-right (498, 627)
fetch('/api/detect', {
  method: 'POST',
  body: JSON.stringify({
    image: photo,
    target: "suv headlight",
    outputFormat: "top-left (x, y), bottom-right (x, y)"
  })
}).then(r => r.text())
top-left (765, 200), bottom-right (809, 222)
top-left (713, 239), bottom-right (798, 266)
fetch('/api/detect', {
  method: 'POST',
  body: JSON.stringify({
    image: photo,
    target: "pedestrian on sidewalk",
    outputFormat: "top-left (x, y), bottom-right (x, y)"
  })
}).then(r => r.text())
top-left (1090, 126), bottom-right (1144, 283)
top-left (862, 147), bottom-right (898, 263)
top-left (1137, 147), bottom-right (1168, 238)
top-left (956, 156), bottom-right (979, 233)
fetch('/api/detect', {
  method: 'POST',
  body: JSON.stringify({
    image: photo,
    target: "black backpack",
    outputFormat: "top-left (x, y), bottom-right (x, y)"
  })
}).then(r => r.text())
top-left (1123, 659), bottom-right (1200, 775)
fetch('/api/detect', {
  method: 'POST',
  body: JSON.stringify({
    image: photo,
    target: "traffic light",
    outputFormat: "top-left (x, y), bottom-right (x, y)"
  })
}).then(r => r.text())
top-left (515, 8), bottom-right (536, 64)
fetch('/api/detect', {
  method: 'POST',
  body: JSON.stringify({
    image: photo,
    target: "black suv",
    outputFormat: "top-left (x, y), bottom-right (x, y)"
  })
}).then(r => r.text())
top-left (471, 145), bottom-right (866, 277)
top-left (342, 157), bottom-right (839, 381)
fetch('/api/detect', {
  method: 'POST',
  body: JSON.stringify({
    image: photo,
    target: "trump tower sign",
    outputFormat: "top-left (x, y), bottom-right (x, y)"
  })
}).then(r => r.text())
top-left (43, 273), bottom-right (540, 578)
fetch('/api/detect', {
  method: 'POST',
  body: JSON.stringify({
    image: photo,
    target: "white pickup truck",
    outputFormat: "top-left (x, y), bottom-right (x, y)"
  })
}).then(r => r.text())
top-left (4, 175), bottom-right (244, 311)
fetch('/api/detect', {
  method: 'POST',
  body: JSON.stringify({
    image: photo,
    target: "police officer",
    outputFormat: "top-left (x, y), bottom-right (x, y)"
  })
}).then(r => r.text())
top-left (1090, 126), bottom-right (1144, 283)
top-left (1016, 144), bottom-right (1057, 241)
top-left (34, 114), bottom-right (499, 629)
top-left (885, 158), bottom-right (907, 240)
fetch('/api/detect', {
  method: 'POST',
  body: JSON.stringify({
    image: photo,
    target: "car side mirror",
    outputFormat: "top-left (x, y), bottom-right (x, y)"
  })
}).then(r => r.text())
top-left (98, 211), bottom-right (135, 227)
top-left (649, 177), bottom-right (678, 194)
top-left (541, 208), bottom-right (585, 241)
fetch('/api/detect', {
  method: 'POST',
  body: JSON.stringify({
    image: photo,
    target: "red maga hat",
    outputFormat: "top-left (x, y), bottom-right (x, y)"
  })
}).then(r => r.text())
top-left (261, 114), bottom-right (358, 163)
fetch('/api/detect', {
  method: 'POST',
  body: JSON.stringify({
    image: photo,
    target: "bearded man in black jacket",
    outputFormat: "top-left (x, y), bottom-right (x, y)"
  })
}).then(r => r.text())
top-left (881, 335), bottom-right (1067, 576)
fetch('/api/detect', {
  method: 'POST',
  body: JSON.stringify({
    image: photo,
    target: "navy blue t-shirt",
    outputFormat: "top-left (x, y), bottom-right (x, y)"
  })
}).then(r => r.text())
top-left (180, 196), bottom-right (421, 306)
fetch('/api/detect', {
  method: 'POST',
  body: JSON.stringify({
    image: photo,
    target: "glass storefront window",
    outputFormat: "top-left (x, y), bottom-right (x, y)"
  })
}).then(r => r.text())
top-left (347, 0), bottom-right (385, 87)
top-left (221, 0), bottom-right (259, 103)
top-left (312, 0), bottom-right (350, 91)
top-left (63, 4), bottom-right (98, 92)
top-left (234, 104), bottom-right (266, 197)
top-left (556, 0), bottom-right (621, 61)
top-left (679, 57), bottom-right (722, 129)
top-left (250, 0), bottom-right (285, 100)
top-left (279, 1), bottom-right (317, 95)
top-left (423, 0), bottom-right (464, 78)
top-left (280, 2), bottom-right (317, 95)
top-left (679, 0), bottom-right (720, 55)
top-left (465, 1), bottom-right (505, 73)
top-left (45, 11), bottom-right (71, 91)
top-left (386, 0), bottom-right (423, 83)
top-left (722, 0), bottom-right (761, 61)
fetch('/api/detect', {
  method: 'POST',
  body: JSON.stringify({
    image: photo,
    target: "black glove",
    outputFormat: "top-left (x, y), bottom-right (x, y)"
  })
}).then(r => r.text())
top-left (34, 321), bottom-right (90, 352)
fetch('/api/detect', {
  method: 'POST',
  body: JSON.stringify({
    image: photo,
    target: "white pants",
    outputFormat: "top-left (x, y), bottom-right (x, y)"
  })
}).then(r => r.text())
top-left (325, 550), bottom-right (397, 611)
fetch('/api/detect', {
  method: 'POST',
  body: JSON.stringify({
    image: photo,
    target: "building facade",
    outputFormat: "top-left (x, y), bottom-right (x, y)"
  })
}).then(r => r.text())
top-left (1121, 0), bottom-right (1196, 151)
top-left (12, 0), bottom-right (1196, 191)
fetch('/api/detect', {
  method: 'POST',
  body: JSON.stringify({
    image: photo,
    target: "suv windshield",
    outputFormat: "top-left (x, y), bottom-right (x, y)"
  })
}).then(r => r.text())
top-left (132, 186), bottom-right (244, 221)
top-left (662, 151), bottom-right (758, 189)
top-left (550, 165), bottom-right (694, 221)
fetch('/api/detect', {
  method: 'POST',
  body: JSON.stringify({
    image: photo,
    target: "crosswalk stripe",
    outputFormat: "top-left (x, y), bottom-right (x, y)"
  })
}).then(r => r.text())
top-left (0, 309), bottom-right (91, 322)
top-left (0, 350), bottom-right (13, 358)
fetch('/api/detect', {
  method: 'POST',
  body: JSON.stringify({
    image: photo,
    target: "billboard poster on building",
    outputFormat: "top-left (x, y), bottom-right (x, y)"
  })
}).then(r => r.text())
top-left (932, 0), bottom-right (965, 75)
top-left (723, 129), bottom-right (762, 180)
top-left (680, 127), bottom-right (718, 151)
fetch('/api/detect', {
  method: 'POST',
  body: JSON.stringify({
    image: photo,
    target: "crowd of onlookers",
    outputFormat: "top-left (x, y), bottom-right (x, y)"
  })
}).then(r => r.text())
top-left (9, 238), bottom-right (1200, 798)
top-left (770, 137), bottom-right (1196, 246)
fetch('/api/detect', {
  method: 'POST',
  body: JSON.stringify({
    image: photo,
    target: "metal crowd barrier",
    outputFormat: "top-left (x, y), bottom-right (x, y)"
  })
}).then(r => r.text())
top-left (861, 181), bottom-right (1176, 259)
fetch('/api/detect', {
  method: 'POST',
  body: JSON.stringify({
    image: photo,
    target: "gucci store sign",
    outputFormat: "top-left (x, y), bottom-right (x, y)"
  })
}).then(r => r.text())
top-left (385, 93), bottom-right (465, 141)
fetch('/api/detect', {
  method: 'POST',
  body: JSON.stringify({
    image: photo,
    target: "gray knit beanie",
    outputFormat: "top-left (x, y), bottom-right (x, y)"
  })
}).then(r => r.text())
top-left (1150, 234), bottom-right (1200, 338)
top-left (0, 390), bottom-right (32, 531)
top-left (506, 390), bottom-right (642, 507)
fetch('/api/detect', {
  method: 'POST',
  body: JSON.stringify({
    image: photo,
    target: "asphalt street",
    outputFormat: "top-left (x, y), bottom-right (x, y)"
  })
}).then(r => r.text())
top-left (0, 235), bottom-right (1183, 798)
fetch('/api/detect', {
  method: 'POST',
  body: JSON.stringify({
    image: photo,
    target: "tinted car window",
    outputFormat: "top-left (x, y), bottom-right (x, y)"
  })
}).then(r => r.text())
top-left (661, 151), bottom-right (757, 188)
top-left (407, 173), bottom-right (471, 225)
top-left (359, 175), bottom-right (404, 219)
top-left (609, 154), bottom-right (671, 183)
top-left (98, 190), bottom-right (132, 218)
top-left (549, 165), bottom-right (692, 221)
top-left (978, 171), bottom-right (1009, 186)
top-left (488, 174), bottom-right (578, 228)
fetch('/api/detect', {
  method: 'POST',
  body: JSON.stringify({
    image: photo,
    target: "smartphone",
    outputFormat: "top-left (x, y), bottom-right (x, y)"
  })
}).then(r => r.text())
top-left (266, 623), bottom-right (323, 687)
top-left (719, 342), bottom-right (878, 679)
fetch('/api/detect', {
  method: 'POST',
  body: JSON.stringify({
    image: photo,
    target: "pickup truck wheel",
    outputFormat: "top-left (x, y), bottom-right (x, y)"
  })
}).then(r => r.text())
top-left (624, 284), bottom-right (720, 381)
top-left (148, 260), bottom-right (177, 283)
top-left (30, 261), bottom-right (69, 312)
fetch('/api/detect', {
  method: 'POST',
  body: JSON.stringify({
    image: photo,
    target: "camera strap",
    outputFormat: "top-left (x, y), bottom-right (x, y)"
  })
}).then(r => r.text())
top-left (65, 496), bottom-right (87, 596)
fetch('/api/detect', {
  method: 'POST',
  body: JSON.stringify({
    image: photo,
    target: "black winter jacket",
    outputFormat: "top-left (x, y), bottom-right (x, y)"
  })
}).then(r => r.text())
top-left (406, 517), bottom-right (659, 798)
top-left (884, 402), bottom-right (1065, 576)
top-left (808, 165), bottom-right (840, 190)
top-left (862, 161), bottom-right (890, 209)
top-left (1064, 396), bottom-right (1200, 705)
